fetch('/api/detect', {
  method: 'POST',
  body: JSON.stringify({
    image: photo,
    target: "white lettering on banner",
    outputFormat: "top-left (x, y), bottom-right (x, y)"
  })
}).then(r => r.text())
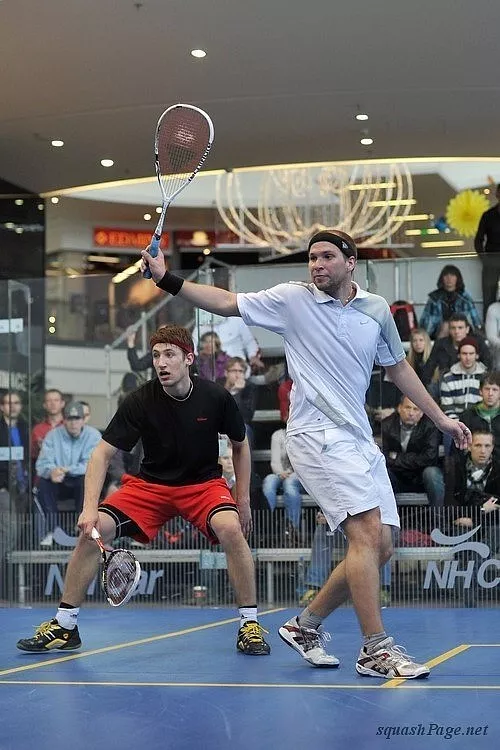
top-left (43, 565), bottom-right (163, 598)
top-left (423, 526), bottom-right (499, 590)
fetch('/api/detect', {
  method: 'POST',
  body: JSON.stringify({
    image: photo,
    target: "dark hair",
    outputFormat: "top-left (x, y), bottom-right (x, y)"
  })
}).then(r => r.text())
top-left (150, 324), bottom-right (194, 354)
top-left (479, 371), bottom-right (500, 389)
top-left (437, 265), bottom-right (464, 293)
top-left (448, 313), bottom-right (469, 325)
top-left (44, 389), bottom-right (64, 399)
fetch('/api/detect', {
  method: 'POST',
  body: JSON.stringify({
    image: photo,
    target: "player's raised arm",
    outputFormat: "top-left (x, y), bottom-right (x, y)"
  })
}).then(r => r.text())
top-left (141, 245), bottom-right (240, 317)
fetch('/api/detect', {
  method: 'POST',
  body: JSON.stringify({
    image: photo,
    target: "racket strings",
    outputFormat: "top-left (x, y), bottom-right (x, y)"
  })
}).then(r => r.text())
top-left (157, 108), bottom-right (211, 197)
top-left (105, 550), bottom-right (139, 605)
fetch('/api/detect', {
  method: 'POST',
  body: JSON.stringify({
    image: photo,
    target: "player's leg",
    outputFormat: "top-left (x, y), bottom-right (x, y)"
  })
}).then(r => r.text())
top-left (16, 510), bottom-right (116, 653)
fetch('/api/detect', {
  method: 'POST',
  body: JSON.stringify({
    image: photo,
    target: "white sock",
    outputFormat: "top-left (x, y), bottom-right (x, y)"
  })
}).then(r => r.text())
top-left (56, 606), bottom-right (79, 630)
top-left (239, 606), bottom-right (258, 625)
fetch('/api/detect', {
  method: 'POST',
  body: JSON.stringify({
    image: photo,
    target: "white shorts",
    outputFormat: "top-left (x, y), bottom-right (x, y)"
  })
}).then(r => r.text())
top-left (286, 426), bottom-right (400, 532)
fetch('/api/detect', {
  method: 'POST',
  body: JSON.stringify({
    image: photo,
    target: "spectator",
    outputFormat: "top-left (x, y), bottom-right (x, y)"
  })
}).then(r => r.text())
top-left (460, 372), bottom-right (500, 462)
top-left (406, 328), bottom-right (434, 384)
top-left (485, 292), bottom-right (500, 370)
top-left (262, 422), bottom-right (304, 542)
top-left (440, 337), bottom-right (487, 420)
top-left (35, 401), bottom-right (101, 545)
top-left (421, 313), bottom-right (491, 387)
top-left (197, 332), bottom-right (230, 382)
top-left (381, 395), bottom-right (444, 507)
top-left (192, 316), bottom-right (264, 373)
top-left (419, 265), bottom-right (481, 340)
top-left (474, 184), bottom-right (500, 312)
top-left (80, 401), bottom-right (91, 425)
top-left (219, 439), bottom-right (236, 492)
top-left (223, 357), bottom-right (257, 447)
top-left (126, 326), bottom-right (152, 373)
top-left (31, 389), bottom-right (65, 462)
top-left (0, 390), bottom-right (29, 504)
top-left (277, 373), bottom-right (293, 422)
top-left (0, 391), bottom-right (30, 599)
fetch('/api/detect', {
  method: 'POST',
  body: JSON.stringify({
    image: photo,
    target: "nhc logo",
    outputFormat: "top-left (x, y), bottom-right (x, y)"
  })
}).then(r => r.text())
top-left (423, 525), bottom-right (499, 590)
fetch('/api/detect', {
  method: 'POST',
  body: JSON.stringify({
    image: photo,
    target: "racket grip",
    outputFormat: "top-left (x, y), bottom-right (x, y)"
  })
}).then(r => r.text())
top-left (91, 527), bottom-right (101, 540)
top-left (143, 235), bottom-right (160, 279)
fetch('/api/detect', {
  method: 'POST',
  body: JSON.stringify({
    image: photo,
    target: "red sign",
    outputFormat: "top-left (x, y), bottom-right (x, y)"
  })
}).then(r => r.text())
top-left (93, 228), bottom-right (170, 250)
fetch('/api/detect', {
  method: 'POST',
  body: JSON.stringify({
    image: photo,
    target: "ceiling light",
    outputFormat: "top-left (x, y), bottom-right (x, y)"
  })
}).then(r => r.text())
top-left (48, 326), bottom-right (56, 334)
top-left (51, 196), bottom-right (59, 204)
top-left (368, 199), bottom-right (416, 207)
top-left (48, 316), bottom-right (56, 323)
top-left (405, 228), bottom-right (439, 236)
top-left (202, 248), bottom-right (211, 255)
top-left (156, 206), bottom-right (162, 214)
top-left (348, 182), bottom-right (396, 190)
top-left (4, 222), bottom-right (15, 229)
top-left (191, 49), bottom-right (207, 58)
top-left (14, 199), bottom-right (24, 206)
top-left (421, 240), bottom-right (465, 248)
top-left (87, 255), bottom-right (121, 264)
top-left (51, 140), bottom-right (64, 147)
top-left (38, 203), bottom-right (44, 210)
top-left (100, 159), bottom-right (114, 168)
top-left (355, 114), bottom-right (369, 121)
top-left (360, 138), bottom-right (373, 146)
top-left (143, 213), bottom-right (152, 221)
top-left (15, 227), bottom-right (24, 234)
top-left (484, 188), bottom-right (490, 195)
top-left (389, 214), bottom-right (429, 222)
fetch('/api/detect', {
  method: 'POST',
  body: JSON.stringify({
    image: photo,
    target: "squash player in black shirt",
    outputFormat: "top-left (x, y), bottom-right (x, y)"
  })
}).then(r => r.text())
top-left (17, 325), bottom-right (270, 656)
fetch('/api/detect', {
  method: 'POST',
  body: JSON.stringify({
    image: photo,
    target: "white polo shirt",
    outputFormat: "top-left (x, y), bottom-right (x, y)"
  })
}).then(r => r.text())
top-left (192, 314), bottom-right (259, 359)
top-left (237, 282), bottom-right (405, 439)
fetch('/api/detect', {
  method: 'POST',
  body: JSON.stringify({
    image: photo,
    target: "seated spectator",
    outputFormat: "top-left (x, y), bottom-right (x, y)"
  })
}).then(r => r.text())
top-left (444, 429), bottom-right (500, 606)
top-left (192, 316), bottom-right (264, 373)
top-left (460, 372), bottom-right (500, 462)
top-left (445, 430), bottom-right (500, 513)
top-left (485, 292), bottom-right (500, 370)
top-left (80, 401), bottom-right (91, 425)
top-left (0, 390), bottom-right (30, 599)
top-left (421, 313), bottom-right (491, 387)
top-left (219, 440), bottom-right (236, 492)
top-left (440, 337), bottom-right (487, 420)
top-left (419, 264), bottom-right (482, 340)
top-left (262, 422), bottom-right (303, 542)
top-left (35, 401), bottom-right (101, 545)
top-left (406, 328), bottom-right (435, 384)
top-left (381, 395), bottom-right (444, 507)
top-left (223, 357), bottom-right (257, 447)
top-left (31, 389), bottom-right (65, 463)
top-left (197, 332), bottom-right (230, 382)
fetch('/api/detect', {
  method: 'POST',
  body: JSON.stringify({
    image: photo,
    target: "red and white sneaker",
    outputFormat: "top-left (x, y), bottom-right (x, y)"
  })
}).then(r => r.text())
top-left (278, 616), bottom-right (339, 668)
top-left (356, 637), bottom-right (430, 679)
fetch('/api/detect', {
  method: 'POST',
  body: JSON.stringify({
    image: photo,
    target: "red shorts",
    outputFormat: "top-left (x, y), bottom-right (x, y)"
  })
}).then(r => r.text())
top-left (100, 474), bottom-right (237, 545)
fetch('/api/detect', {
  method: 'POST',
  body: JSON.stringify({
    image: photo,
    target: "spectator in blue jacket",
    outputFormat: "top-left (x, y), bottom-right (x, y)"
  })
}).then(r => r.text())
top-left (419, 265), bottom-right (482, 340)
top-left (35, 401), bottom-right (101, 544)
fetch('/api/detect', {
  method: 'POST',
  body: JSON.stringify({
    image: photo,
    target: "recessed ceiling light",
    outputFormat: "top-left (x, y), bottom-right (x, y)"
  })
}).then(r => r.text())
top-left (191, 49), bottom-right (207, 58)
top-left (5, 222), bottom-right (15, 229)
top-left (360, 137), bottom-right (373, 146)
top-left (356, 114), bottom-right (369, 121)
top-left (51, 140), bottom-right (64, 147)
top-left (144, 213), bottom-right (152, 221)
top-left (101, 158), bottom-right (114, 168)
top-left (155, 206), bottom-right (162, 214)
top-left (14, 199), bottom-right (24, 206)
top-left (51, 196), bottom-right (59, 204)
top-left (15, 227), bottom-right (24, 234)
top-left (202, 247), bottom-right (211, 255)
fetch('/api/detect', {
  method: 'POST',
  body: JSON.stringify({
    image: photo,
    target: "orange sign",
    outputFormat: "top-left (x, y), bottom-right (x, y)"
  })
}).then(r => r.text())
top-left (93, 228), bottom-right (170, 250)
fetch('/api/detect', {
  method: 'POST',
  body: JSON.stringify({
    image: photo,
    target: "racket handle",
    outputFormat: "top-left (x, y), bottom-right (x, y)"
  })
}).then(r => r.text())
top-left (91, 527), bottom-right (101, 540)
top-left (143, 235), bottom-right (160, 279)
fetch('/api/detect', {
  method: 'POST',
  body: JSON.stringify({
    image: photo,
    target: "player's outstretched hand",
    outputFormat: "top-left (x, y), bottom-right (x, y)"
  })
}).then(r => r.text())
top-left (141, 245), bottom-right (167, 283)
top-left (438, 416), bottom-right (472, 451)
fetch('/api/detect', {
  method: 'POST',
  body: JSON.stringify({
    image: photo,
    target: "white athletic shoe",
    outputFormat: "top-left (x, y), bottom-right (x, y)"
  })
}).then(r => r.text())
top-left (278, 616), bottom-right (340, 668)
top-left (356, 636), bottom-right (430, 679)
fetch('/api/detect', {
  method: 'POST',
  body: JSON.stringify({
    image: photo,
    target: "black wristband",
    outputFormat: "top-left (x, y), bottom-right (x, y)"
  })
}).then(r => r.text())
top-left (156, 271), bottom-right (184, 296)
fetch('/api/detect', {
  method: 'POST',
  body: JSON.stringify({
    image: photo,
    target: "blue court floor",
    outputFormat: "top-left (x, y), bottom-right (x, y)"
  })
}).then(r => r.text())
top-left (0, 606), bottom-right (498, 750)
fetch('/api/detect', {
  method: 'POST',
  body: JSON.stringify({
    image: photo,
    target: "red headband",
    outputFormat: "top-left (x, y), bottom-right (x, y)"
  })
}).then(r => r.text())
top-left (159, 338), bottom-right (194, 355)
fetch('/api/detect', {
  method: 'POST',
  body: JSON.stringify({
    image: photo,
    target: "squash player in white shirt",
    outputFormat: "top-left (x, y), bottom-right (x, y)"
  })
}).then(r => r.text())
top-left (142, 230), bottom-right (472, 680)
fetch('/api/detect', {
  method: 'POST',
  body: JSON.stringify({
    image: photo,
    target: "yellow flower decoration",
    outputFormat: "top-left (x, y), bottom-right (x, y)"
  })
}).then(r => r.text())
top-left (446, 189), bottom-right (490, 238)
